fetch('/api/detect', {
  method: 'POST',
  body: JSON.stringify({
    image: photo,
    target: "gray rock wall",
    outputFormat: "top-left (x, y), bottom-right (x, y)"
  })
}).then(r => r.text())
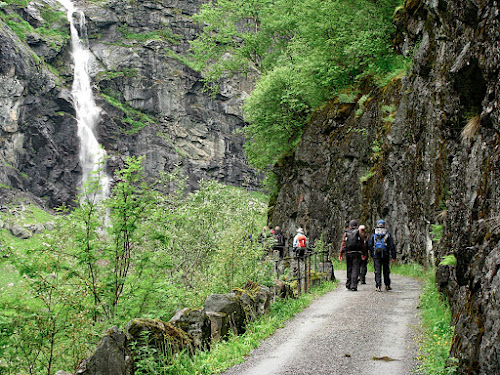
top-left (81, 0), bottom-right (259, 191)
top-left (0, 17), bottom-right (80, 207)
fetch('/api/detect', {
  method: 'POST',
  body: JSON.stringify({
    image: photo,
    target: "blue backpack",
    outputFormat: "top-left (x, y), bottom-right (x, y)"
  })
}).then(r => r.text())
top-left (373, 228), bottom-right (388, 256)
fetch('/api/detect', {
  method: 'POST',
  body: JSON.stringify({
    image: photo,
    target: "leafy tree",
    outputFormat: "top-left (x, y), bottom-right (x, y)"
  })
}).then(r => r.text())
top-left (104, 156), bottom-right (155, 317)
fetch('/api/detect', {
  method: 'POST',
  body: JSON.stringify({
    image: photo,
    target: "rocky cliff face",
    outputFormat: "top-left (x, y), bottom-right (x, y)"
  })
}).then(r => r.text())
top-left (0, 13), bottom-right (79, 206)
top-left (271, 0), bottom-right (500, 372)
top-left (0, 0), bottom-right (258, 207)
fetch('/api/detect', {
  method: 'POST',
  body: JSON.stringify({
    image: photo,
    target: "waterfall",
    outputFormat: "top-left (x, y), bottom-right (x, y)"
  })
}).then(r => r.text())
top-left (58, 0), bottom-right (111, 201)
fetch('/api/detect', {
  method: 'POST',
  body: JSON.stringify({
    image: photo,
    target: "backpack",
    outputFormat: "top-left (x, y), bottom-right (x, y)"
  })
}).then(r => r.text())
top-left (296, 234), bottom-right (307, 248)
top-left (345, 228), bottom-right (362, 252)
top-left (275, 232), bottom-right (285, 247)
top-left (373, 228), bottom-right (388, 256)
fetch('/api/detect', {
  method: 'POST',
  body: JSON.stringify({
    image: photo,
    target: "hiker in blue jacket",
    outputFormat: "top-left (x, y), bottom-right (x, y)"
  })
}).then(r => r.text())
top-left (367, 220), bottom-right (396, 292)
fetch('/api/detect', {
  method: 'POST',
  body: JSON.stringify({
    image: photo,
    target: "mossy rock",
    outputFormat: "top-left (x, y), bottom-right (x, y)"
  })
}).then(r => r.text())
top-left (126, 318), bottom-right (193, 355)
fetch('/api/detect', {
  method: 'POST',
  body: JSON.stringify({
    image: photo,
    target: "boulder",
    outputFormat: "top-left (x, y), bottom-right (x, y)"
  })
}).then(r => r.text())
top-left (9, 224), bottom-right (32, 239)
top-left (204, 292), bottom-right (245, 339)
top-left (24, 223), bottom-right (46, 234)
top-left (126, 318), bottom-right (193, 355)
top-left (169, 308), bottom-right (210, 349)
top-left (75, 326), bottom-right (133, 375)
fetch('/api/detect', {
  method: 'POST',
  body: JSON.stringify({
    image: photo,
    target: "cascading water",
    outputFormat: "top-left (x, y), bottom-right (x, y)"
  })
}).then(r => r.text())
top-left (58, 0), bottom-right (111, 201)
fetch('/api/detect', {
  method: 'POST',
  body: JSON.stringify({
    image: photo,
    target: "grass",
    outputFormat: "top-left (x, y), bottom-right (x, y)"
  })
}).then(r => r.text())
top-left (145, 280), bottom-right (338, 374)
top-left (0, 199), bottom-right (454, 375)
top-left (0, 203), bottom-right (55, 277)
top-left (417, 273), bottom-right (458, 374)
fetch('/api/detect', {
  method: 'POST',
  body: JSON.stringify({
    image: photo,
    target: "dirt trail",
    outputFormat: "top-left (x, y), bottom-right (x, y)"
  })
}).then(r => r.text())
top-left (221, 270), bottom-right (422, 375)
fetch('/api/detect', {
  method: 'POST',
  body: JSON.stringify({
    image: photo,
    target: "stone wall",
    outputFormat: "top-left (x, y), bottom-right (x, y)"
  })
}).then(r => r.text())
top-left (73, 283), bottom-right (274, 375)
top-left (69, 256), bottom-right (334, 375)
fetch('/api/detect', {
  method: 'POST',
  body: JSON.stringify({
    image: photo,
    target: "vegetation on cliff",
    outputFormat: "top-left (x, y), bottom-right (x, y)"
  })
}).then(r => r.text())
top-left (191, 0), bottom-right (407, 169)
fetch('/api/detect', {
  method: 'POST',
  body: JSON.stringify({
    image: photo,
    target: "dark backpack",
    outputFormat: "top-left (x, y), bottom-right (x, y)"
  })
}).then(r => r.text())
top-left (345, 228), bottom-right (362, 252)
top-left (373, 228), bottom-right (388, 256)
top-left (275, 232), bottom-right (285, 247)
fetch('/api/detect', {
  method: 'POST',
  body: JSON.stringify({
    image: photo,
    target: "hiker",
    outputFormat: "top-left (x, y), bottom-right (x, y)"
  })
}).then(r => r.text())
top-left (293, 228), bottom-right (308, 257)
top-left (338, 219), bottom-right (365, 291)
top-left (273, 226), bottom-right (286, 258)
top-left (258, 226), bottom-right (271, 248)
top-left (368, 219), bottom-right (396, 292)
top-left (358, 225), bottom-right (369, 284)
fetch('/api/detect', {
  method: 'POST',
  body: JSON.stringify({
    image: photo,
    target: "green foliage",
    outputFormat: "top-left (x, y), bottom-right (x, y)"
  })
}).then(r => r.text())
top-left (1, 0), bottom-right (28, 8)
top-left (355, 94), bottom-right (370, 117)
top-left (97, 68), bottom-right (138, 80)
top-left (382, 103), bottom-right (397, 123)
top-left (165, 49), bottom-right (199, 71)
top-left (0, 160), bottom-right (271, 373)
top-left (431, 224), bottom-right (444, 244)
top-left (190, 0), bottom-right (406, 169)
top-left (337, 91), bottom-right (358, 104)
top-left (0, 2), bottom-right (69, 47)
top-left (439, 254), bottom-right (456, 267)
top-left (101, 92), bottom-right (156, 134)
top-left (2, 12), bottom-right (34, 39)
top-left (359, 170), bottom-right (376, 183)
top-left (418, 274), bottom-right (458, 374)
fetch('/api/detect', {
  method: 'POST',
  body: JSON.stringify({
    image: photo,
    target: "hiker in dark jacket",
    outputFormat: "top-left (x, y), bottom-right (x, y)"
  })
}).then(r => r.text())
top-left (339, 220), bottom-right (366, 291)
top-left (367, 219), bottom-right (396, 292)
top-left (273, 226), bottom-right (285, 258)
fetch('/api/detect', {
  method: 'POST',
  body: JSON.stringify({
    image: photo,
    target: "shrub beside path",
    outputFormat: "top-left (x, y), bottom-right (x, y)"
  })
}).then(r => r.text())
top-left (221, 270), bottom-right (422, 375)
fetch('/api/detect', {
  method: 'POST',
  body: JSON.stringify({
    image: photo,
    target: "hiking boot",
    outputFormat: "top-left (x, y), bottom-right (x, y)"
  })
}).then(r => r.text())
top-left (385, 285), bottom-right (392, 291)
top-left (375, 286), bottom-right (381, 292)
top-left (360, 279), bottom-right (366, 284)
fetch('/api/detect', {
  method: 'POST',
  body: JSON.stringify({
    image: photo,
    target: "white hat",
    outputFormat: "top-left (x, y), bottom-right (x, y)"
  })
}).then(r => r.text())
top-left (297, 228), bottom-right (304, 234)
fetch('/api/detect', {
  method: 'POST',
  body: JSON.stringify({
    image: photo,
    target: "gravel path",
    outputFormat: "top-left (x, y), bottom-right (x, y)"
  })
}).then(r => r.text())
top-left (221, 270), bottom-right (422, 375)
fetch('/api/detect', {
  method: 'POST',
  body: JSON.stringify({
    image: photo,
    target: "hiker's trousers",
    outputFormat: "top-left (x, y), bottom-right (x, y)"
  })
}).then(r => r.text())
top-left (374, 257), bottom-right (391, 287)
top-left (346, 252), bottom-right (362, 289)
